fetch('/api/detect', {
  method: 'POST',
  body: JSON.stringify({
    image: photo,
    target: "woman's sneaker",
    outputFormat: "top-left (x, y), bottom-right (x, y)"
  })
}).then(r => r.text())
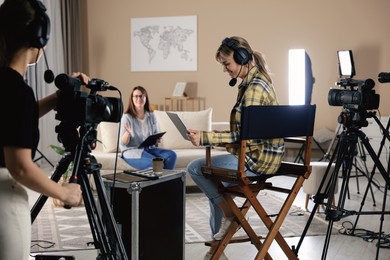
top-left (213, 216), bottom-right (235, 240)
top-left (203, 252), bottom-right (228, 260)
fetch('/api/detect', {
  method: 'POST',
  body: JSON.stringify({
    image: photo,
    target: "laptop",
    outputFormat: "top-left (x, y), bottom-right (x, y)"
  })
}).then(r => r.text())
top-left (138, 132), bottom-right (166, 148)
top-left (166, 112), bottom-right (190, 140)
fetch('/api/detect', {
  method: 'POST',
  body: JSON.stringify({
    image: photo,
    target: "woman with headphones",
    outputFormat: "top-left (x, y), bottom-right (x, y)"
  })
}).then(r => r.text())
top-left (0, 0), bottom-right (85, 258)
top-left (187, 36), bottom-right (285, 259)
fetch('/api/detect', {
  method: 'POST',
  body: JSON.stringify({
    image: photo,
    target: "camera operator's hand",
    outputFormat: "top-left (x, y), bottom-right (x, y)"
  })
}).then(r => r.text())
top-left (60, 183), bottom-right (82, 206)
top-left (71, 72), bottom-right (91, 85)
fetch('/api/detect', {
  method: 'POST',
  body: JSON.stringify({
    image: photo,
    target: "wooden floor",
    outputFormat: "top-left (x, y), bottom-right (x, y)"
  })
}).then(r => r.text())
top-left (29, 166), bottom-right (390, 260)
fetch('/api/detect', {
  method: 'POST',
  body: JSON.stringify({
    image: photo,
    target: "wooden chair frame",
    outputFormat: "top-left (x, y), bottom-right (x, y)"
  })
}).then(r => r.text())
top-left (201, 104), bottom-right (316, 260)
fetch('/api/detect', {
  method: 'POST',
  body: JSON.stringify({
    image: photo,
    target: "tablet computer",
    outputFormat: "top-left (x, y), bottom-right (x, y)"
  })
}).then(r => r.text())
top-left (138, 132), bottom-right (166, 148)
top-left (166, 112), bottom-right (190, 140)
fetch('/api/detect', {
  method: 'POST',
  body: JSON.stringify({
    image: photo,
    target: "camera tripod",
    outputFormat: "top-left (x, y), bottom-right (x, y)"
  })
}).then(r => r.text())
top-left (294, 112), bottom-right (390, 260)
top-left (31, 122), bottom-right (128, 260)
top-left (320, 123), bottom-right (379, 202)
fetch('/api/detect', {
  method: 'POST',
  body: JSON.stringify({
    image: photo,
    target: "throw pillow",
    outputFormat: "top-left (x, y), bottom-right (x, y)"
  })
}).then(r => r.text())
top-left (99, 122), bottom-right (120, 153)
top-left (154, 108), bottom-right (212, 149)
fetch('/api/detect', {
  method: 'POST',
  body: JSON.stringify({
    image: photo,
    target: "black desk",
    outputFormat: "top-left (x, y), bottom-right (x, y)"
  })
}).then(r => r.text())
top-left (103, 170), bottom-right (185, 260)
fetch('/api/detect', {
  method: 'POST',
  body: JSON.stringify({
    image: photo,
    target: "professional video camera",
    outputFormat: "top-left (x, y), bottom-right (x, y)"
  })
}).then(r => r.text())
top-left (327, 50), bottom-right (380, 128)
top-left (53, 73), bottom-right (123, 151)
top-left (54, 73), bottom-right (122, 125)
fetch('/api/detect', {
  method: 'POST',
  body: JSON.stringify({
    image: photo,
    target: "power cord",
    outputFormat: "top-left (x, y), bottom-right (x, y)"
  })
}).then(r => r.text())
top-left (339, 220), bottom-right (390, 248)
top-left (30, 239), bottom-right (55, 250)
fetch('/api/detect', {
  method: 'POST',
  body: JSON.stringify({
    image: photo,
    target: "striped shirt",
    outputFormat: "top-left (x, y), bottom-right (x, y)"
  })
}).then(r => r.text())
top-left (201, 66), bottom-right (284, 175)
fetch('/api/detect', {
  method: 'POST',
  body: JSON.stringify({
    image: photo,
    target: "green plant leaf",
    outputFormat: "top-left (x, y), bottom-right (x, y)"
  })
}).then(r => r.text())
top-left (49, 144), bottom-right (65, 156)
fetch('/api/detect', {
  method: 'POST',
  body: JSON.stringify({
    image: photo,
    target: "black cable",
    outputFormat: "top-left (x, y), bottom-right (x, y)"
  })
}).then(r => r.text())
top-left (30, 239), bottom-right (56, 250)
top-left (102, 87), bottom-right (122, 209)
top-left (339, 220), bottom-right (390, 248)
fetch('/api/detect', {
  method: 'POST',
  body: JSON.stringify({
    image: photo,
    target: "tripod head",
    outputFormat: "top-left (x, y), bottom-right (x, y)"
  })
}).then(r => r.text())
top-left (337, 109), bottom-right (377, 130)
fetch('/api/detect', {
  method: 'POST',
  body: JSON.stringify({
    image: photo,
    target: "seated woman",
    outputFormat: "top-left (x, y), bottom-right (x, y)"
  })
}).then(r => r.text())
top-left (119, 86), bottom-right (177, 170)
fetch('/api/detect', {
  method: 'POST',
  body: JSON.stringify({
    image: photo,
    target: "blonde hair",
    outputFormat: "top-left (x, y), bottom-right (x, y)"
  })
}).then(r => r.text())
top-left (216, 36), bottom-right (273, 84)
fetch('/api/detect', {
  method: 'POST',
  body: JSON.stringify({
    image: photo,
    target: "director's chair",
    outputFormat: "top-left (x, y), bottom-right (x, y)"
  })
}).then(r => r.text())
top-left (201, 104), bottom-right (316, 260)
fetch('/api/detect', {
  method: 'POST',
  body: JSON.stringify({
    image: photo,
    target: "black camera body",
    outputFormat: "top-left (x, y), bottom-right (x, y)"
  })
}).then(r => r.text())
top-left (54, 74), bottom-right (123, 126)
top-left (53, 74), bottom-right (123, 152)
top-left (328, 78), bottom-right (380, 111)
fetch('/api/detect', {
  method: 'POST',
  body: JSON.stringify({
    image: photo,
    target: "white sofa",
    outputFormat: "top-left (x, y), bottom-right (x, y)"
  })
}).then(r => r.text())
top-left (91, 108), bottom-right (230, 186)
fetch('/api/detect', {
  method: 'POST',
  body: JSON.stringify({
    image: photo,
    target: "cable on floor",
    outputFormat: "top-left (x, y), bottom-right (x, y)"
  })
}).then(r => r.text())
top-left (339, 220), bottom-right (390, 249)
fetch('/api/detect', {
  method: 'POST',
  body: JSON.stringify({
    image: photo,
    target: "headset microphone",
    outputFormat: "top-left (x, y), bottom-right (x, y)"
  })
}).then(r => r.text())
top-left (229, 77), bottom-right (237, 87)
top-left (42, 48), bottom-right (54, 83)
top-left (228, 65), bottom-right (243, 87)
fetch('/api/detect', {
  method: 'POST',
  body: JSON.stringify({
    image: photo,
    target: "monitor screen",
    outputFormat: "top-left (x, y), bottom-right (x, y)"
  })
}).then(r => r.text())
top-left (337, 50), bottom-right (355, 79)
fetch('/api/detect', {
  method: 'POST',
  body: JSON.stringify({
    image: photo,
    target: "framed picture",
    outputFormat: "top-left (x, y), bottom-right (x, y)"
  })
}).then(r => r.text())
top-left (131, 16), bottom-right (197, 71)
top-left (172, 82), bottom-right (187, 96)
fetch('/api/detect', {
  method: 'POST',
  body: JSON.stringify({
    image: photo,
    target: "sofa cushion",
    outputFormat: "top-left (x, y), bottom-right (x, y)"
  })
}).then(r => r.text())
top-left (99, 122), bottom-right (120, 153)
top-left (154, 108), bottom-right (212, 150)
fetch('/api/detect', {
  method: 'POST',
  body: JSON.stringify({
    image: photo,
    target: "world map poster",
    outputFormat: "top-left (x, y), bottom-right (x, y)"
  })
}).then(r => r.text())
top-left (131, 16), bottom-right (197, 71)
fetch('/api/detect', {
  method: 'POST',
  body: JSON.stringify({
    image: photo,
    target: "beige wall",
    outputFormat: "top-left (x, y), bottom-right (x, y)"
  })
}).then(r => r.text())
top-left (81, 0), bottom-right (390, 132)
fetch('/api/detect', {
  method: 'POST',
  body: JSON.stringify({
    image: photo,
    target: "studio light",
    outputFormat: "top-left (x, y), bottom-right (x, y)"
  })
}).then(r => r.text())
top-left (288, 49), bottom-right (314, 105)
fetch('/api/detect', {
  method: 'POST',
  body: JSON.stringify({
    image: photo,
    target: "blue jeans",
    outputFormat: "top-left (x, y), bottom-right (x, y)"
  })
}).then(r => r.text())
top-left (122, 147), bottom-right (177, 170)
top-left (187, 154), bottom-right (258, 237)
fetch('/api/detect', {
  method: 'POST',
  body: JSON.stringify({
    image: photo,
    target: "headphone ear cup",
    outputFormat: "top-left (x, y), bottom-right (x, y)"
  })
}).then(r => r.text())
top-left (222, 37), bottom-right (251, 65)
top-left (28, 0), bottom-right (50, 48)
top-left (234, 47), bottom-right (251, 65)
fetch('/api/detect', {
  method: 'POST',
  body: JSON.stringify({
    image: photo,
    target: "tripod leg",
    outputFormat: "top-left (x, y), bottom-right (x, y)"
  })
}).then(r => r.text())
top-left (320, 134), bottom-right (356, 260)
top-left (91, 167), bottom-right (128, 260)
top-left (294, 137), bottom-right (342, 255)
top-left (76, 156), bottom-right (128, 260)
top-left (30, 154), bottom-right (72, 223)
top-left (359, 132), bottom-right (390, 189)
top-left (295, 129), bottom-right (357, 259)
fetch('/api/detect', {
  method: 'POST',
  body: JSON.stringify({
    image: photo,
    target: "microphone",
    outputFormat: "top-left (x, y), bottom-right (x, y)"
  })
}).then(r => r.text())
top-left (42, 48), bottom-right (54, 83)
top-left (378, 72), bottom-right (390, 83)
top-left (229, 78), bottom-right (237, 87)
top-left (228, 65), bottom-right (243, 87)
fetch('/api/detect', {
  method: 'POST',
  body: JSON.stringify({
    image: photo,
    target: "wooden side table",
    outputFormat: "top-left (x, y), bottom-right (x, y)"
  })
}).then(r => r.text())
top-left (164, 96), bottom-right (205, 111)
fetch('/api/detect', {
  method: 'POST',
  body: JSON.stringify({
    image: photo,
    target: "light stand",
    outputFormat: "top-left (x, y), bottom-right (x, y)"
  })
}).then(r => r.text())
top-left (33, 149), bottom-right (55, 168)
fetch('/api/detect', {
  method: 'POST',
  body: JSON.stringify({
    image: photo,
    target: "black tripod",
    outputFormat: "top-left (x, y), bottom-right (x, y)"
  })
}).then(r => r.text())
top-left (294, 112), bottom-right (390, 260)
top-left (31, 122), bottom-right (128, 260)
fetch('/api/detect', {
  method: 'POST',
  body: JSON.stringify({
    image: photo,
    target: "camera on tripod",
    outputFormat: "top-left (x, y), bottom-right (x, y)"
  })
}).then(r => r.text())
top-left (54, 73), bottom-right (123, 125)
top-left (327, 50), bottom-right (380, 128)
top-left (53, 73), bottom-right (123, 152)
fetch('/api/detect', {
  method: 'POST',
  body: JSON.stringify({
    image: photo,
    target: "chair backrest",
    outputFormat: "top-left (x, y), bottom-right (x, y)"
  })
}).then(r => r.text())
top-left (240, 105), bottom-right (316, 140)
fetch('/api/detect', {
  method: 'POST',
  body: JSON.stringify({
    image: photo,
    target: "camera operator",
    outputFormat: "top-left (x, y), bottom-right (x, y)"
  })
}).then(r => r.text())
top-left (0, 0), bottom-right (87, 258)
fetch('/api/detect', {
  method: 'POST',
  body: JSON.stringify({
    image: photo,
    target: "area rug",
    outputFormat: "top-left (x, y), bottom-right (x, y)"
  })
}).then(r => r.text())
top-left (184, 191), bottom-right (340, 243)
top-left (31, 191), bottom-right (339, 252)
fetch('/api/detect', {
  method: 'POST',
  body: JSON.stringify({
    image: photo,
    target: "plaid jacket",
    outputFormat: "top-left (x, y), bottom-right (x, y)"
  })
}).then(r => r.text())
top-left (201, 66), bottom-right (284, 175)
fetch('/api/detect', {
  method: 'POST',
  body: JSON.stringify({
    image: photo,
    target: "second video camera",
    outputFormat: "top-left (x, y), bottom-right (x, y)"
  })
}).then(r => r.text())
top-left (328, 50), bottom-right (380, 111)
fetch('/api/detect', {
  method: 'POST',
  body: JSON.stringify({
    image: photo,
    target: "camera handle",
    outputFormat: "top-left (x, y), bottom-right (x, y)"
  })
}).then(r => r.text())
top-left (31, 125), bottom-right (128, 260)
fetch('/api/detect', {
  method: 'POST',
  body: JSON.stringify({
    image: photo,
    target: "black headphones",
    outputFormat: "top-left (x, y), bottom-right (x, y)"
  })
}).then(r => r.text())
top-left (222, 37), bottom-right (251, 65)
top-left (28, 0), bottom-right (50, 48)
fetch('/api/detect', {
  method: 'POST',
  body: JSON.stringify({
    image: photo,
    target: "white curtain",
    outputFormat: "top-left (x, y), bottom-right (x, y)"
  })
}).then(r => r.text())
top-left (27, 0), bottom-right (65, 167)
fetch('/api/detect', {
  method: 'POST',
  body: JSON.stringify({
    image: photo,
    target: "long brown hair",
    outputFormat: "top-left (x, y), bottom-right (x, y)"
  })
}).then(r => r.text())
top-left (124, 86), bottom-right (151, 117)
top-left (216, 36), bottom-right (273, 84)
